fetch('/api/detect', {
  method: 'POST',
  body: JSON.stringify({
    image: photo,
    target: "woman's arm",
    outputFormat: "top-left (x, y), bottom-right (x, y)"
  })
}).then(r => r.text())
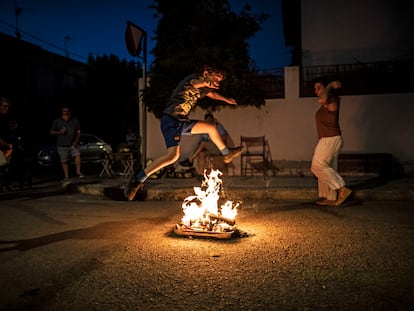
top-left (318, 80), bottom-right (341, 111)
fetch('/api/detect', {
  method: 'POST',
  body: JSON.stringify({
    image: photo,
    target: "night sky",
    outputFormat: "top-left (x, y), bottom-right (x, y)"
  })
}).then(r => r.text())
top-left (0, 0), bottom-right (291, 70)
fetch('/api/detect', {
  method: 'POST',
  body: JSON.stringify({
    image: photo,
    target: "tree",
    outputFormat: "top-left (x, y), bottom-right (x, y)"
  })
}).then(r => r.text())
top-left (145, 0), bottom-right (269, 118)
top-left (79, 54), bottom-right (142, 148)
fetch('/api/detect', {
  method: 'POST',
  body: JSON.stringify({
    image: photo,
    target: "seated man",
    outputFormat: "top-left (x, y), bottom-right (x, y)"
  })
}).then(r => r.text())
top-left (125, 128), bottom-right (138, 153)
top-left (180, 113), bottom-right (233, 174)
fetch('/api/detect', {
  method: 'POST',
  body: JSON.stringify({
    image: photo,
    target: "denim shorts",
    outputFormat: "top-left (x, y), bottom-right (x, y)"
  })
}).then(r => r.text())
top-left (160, 114), bottom-right (197, 148)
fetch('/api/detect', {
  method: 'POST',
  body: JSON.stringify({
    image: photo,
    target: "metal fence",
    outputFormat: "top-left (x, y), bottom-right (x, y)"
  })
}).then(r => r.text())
top-left (299, 59), bottom-right (414, 97)
top-left (245, 59), bottom-right (414, 99)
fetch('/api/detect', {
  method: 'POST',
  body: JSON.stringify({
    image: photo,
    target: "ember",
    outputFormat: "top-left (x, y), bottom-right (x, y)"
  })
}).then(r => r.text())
top-left (173, 169), bottom-right (241, 239)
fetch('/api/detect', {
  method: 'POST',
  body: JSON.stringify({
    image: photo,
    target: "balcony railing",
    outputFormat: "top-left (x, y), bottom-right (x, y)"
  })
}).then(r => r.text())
top-left (254, 68), bottom-right (285, 99)
top-left (299, 59), bottom-right (414, 97)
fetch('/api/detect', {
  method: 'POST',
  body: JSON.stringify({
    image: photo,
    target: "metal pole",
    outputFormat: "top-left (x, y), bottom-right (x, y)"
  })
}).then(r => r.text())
top-left (125, 21), bottom-right (146, 170)
top-left (141, 31), bottom-right (147, 169)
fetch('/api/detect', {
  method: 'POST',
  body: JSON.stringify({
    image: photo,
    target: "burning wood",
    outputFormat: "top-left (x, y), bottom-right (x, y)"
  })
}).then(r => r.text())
top-left (173, 169), bottom-right (241, 239)
top-left (174, 224), bottom-right (234, 239)
top-left (208, 214), bottom-right (235, 226)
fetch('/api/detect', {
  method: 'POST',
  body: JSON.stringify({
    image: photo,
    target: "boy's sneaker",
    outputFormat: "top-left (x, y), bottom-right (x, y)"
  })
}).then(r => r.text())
top-left (179, 158), bottom-right (193, 167)
top-left (223, 146), bottom-right (243, 164)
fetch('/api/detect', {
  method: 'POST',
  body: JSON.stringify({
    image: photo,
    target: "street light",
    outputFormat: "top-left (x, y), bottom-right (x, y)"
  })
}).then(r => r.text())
top-left (125, 20), bottom-right (147, 169)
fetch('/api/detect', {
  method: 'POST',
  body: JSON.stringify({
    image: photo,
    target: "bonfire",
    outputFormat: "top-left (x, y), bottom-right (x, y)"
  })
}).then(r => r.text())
top-left (174, 169), bottom-right (241, 239)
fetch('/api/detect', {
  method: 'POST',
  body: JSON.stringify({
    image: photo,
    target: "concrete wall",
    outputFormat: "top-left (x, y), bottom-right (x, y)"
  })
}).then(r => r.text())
top-left (145, 66), bottom-right (414, 175)
top-left (301, 0), bottom-right (413, 66)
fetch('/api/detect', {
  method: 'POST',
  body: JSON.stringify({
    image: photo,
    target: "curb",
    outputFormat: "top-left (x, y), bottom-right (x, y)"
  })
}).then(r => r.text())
top-left (72, 182), bottom-right (414, 202)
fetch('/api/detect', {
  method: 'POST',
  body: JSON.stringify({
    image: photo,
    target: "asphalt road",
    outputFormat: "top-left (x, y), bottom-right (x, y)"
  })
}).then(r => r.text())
top-left (0, 193), bottom-right (413, 310)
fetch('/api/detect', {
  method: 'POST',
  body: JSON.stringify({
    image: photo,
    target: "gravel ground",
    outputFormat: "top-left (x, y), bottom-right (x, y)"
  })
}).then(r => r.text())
top-left (0, 196), bottom-right (413, 310)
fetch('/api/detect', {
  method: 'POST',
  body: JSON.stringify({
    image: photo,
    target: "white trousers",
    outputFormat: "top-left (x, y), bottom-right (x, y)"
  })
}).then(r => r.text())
top-left (311, 135), bottom-right (345, 200)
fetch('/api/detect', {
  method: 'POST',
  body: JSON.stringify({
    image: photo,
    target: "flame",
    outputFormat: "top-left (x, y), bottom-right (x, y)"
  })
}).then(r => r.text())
top-left (180, 169), bottom-right (238, 231)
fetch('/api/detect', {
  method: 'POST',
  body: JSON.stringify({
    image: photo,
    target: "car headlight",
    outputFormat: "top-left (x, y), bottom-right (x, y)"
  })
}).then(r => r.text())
top-left (37, 151), bottom-right (52, 165)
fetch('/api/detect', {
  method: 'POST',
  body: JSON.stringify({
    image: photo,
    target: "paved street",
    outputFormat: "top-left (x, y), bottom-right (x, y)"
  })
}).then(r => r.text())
top-left (0, 192), bottom-right (413, 310)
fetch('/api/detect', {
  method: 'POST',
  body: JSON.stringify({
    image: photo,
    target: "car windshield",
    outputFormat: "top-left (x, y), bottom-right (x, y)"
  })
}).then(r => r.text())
top-left (80, 135), bottom-right (100, 144)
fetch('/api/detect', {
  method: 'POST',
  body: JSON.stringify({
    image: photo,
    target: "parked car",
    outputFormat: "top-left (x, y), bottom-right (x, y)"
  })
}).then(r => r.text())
top-left (36, 134), bottom-right (113, 167)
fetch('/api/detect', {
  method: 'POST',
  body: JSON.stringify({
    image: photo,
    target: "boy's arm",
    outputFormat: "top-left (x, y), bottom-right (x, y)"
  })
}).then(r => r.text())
top-left (190, 78), bottom-right (217, 89)
top-left (206, 91), bottom-right (237, 105)
top-left (190, 75), bottom-right (237, 104)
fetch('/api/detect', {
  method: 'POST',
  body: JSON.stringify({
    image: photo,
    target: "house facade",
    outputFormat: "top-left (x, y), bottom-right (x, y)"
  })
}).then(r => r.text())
top-left (145, 67), bottom-right (414, 176)
top-left (2, 1), bottom-right (413, 177)
top-left (145, 1), bottom-right (414, 176)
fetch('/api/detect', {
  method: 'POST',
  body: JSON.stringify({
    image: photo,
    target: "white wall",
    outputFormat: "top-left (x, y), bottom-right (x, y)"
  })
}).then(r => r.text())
top-left (145, 67), bottom-right (414, 175)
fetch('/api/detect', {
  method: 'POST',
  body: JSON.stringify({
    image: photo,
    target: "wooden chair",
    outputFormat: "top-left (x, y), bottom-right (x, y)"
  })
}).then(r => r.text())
top-left (240, 136), bottom-right (276, 176)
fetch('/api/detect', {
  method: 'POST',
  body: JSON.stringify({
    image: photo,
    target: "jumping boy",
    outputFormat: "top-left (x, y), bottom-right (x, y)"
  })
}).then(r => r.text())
top-left (127, 64), bottom-right (243, 201)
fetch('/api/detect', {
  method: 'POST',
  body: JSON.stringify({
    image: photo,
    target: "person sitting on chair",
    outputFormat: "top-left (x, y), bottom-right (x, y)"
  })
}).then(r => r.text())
top-left (180, 113), bottom-right (233, 175)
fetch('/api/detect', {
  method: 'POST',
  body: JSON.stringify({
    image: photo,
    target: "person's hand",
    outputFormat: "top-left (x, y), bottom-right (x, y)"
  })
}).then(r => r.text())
top-left (59, 128), bottom-right (67, 135)
top-left (332, 80), bottom-right (342, 89)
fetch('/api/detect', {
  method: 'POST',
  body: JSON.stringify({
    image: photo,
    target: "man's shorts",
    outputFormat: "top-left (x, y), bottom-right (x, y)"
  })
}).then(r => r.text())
top-left (161, 114), bottom-right (197, 148)
top-left (57, 146), bottom-right (80, 163)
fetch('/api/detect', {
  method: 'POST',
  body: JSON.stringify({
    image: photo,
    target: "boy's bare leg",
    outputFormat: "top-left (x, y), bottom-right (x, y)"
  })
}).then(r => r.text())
top-left (191, 121), bottom-right (226, 150)
top-left (190, 121), bottom-right (243, 164)
top-left (127, 146), bottom-right (179, 201)
top-left (144, 146), bottom-right (180, 177)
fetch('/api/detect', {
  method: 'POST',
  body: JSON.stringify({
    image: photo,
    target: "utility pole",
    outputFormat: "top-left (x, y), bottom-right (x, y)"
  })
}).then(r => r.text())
top-left (64, 35), bottom-right (72, 58)
top-left (125, 21), bottom-right (147, 169)
top-left (14, 0), bottom-right (23, 39)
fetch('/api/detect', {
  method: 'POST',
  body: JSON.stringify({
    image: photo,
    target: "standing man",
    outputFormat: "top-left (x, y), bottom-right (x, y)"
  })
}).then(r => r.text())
top-left (50, 105), bottom-right (84, 181)
top-left (127, 64), bottom-right (243, 201)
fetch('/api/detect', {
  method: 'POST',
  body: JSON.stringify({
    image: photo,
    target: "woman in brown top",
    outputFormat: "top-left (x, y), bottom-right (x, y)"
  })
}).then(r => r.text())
top-left (311, 77), bottom-right (352, 206)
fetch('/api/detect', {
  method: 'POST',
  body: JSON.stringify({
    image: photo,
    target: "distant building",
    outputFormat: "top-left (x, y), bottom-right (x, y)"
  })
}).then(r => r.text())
top-left (146, 1), bottom-right (414, 176)
top-left (282, 0), bottom-right (414, 97)
top-left (0, 32), bottom-right (87, 142)
top-left (282, 0), bottom-right (413, 67)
